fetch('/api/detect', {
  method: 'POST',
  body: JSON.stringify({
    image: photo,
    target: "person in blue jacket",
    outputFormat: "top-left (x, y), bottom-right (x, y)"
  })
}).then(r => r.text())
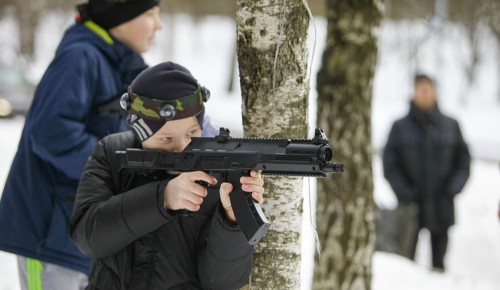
top-left (0, 0), bottom-right (164, 289)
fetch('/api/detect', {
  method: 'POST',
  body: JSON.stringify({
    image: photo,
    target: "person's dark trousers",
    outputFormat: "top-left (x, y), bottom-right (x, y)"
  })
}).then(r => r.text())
top-left (430, 230), bottom-right (449, 270)
top-left (407, 223), bottom-right (420, 261)
top-left (406, 224), bottom-right (449, 271)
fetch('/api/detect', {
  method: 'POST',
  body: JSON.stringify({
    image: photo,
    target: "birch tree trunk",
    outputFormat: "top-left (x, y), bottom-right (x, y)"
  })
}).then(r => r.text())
top-left (235, 0), bottom-right (310, 288)
top-left (313, 1), bottom-right (382, 289)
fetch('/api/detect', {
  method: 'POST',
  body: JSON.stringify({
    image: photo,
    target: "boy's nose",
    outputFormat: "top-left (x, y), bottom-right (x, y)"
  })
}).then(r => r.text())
top-left (174, 137), bottom-right (191, 152)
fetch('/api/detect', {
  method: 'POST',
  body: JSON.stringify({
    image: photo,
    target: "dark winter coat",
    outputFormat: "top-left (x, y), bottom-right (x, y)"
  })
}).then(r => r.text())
top-left (0, 21), bottom-right (147, 274)
top-left (383, 101), bottom-right (470, 233)
top-left (70, 131), bottom-right (254, 290)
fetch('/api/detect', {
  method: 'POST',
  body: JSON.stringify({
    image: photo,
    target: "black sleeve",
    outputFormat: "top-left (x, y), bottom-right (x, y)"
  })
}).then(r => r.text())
top-left (445, 121), bottom-right (471, 195)
top-left (197, 204), bottom-right (254, 289)
top-left (70, 138), bottom-right (173, 258)
top-left (382, 123), bottom-right (417, 203)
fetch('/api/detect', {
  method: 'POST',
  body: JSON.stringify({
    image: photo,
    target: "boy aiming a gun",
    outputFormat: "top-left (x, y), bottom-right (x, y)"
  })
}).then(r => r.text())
top-left (70, 62), bottom-right (265, 289)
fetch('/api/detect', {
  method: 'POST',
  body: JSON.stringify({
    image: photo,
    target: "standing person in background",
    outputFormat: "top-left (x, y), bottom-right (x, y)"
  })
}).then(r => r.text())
top-left (382, 73), bottom-right (471, 271)
top-left (0, 1), bottom-right (163, 289)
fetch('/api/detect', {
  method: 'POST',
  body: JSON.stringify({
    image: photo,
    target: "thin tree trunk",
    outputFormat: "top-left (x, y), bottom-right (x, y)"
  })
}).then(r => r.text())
top-left (313, 0), bottom-right (382, 289)
top-left (485, 15), bottom-right (500, 103)
top-left (16, 3), bottom-right (39, 61)
top-left (236, 0), bottom-right (310, 288)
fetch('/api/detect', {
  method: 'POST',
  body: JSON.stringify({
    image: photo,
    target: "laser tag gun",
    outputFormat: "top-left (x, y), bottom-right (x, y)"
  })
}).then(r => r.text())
top-left (116, 127), bottom-right (344, 245)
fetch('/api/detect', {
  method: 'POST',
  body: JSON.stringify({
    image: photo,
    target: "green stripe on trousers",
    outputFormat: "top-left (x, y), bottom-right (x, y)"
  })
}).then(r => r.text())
top-left (26, 258), bottom-right (44, 290)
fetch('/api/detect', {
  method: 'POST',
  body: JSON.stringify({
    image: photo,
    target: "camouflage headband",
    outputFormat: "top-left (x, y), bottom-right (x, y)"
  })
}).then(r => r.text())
top-left (121, 85), bottom-right (209, 142)
top-left (124, 86), bottom-right (207, 121)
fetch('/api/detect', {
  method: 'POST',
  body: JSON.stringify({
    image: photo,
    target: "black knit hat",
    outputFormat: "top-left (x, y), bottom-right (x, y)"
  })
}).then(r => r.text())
top-left (122, 62), bottom-right (210, 142)
top-left (76, 0), bottom-right (160, 30)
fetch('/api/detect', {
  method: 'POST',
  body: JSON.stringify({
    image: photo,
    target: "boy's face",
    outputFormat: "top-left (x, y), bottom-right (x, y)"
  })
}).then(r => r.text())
top-left (109, 6), bottom-right (163, 53)
top-left (142, 117), bottom-right (202, 152)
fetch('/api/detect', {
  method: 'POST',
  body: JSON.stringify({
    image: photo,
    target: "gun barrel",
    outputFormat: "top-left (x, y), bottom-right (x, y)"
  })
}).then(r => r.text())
top-left (285, 143), bottom-right (333, 162)
top-left (321, 162), bottom-right (345, 173)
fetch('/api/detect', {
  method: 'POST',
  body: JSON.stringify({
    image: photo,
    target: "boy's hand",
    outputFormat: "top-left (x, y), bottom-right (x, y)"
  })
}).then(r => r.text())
top-left (220, 170), bottom-right (265, 223)
top-left (163, 171), bottom-right (217, 212)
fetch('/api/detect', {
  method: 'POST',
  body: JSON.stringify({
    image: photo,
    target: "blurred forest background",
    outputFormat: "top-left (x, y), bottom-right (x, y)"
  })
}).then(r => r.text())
top-left (1, 0), bottom-right (499, 83)
top-left (0, 0), bottom-right (498, 120)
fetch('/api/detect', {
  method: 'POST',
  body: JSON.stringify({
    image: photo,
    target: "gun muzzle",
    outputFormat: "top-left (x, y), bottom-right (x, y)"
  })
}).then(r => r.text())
top-left (318, 145), bottom-right (333, 162)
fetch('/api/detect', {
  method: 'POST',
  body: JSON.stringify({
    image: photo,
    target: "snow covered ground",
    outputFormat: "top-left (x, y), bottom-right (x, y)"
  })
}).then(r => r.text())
top-left (1, 12), bottom-right (499, 290)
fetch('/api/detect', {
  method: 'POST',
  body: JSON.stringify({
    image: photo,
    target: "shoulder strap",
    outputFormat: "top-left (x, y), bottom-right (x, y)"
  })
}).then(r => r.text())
top-left (96, 94), bottom-right (127, 117)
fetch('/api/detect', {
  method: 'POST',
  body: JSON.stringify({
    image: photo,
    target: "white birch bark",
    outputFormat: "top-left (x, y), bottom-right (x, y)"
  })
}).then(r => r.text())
top-left (235, 0), bottom-right (311, 288)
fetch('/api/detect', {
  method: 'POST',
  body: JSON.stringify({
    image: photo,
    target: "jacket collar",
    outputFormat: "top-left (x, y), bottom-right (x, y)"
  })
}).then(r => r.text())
top-left (56, 21), bottom-right (148, 87)
top-left (409, 100), bottom-right (440, 128)
top-left (83, 20), bottom-right (114, 45)
top-left (57, 21), bottom-right (143, 70)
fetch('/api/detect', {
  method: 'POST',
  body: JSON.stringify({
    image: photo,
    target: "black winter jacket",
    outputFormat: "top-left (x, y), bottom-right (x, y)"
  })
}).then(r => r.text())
top-left (70, 131), bottom-right (254, 290)
top-left (383, 102), bottom-right (470, 233)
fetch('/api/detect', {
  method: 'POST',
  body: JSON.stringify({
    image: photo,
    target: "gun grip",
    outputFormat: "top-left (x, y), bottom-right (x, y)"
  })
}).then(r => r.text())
top-left (227, 172), bottom-right (270, 245)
